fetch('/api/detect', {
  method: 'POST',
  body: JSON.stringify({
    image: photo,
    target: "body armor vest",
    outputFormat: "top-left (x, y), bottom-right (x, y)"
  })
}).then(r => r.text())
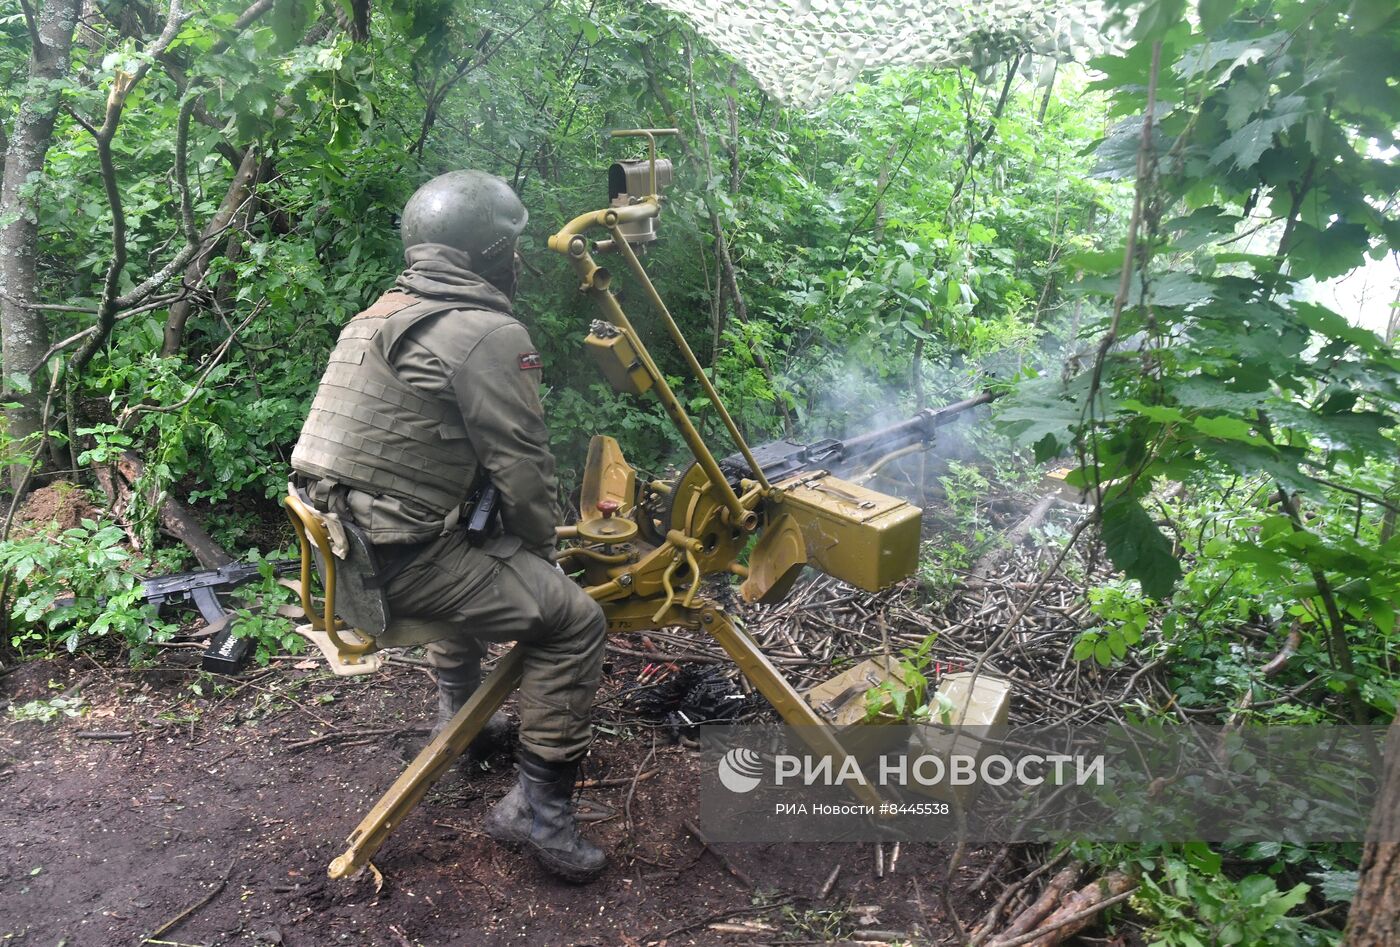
top-left (291, 291), bottom-right (475, 515)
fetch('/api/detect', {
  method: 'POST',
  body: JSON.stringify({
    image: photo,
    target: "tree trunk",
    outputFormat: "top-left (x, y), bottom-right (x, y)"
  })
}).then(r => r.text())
top-left (161, 144), bottom-right (261, 356)
top-left (642, 39), bottom-right (794, 434)
top-left (726, 65), bottom-right (741, 194)
top-left (1037, 59), bottom-right (1059, 123)
top-left (1381, 286), bottom-right (1399, 544)
top-left (1347, 720), bottom-right (1399, 945)
top-left (873, 137), bottom-right (900, 240)
top-left (0, 0), bottom-right (82, 486)
top-left (114, 452), bottom-right (232, 568)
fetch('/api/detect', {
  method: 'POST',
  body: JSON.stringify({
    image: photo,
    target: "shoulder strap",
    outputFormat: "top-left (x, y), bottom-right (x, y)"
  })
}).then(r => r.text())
top-left (349, 290), bottom-right (419, 324)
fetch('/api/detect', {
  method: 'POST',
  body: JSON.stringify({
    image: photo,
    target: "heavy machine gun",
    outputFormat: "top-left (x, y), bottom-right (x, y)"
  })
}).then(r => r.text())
top-left (283, 129), bottom-right (1002, 879)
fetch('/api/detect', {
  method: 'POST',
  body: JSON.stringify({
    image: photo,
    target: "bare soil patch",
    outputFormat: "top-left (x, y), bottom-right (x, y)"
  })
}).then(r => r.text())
top-left (16, 483), bottom-right (100, 535)
top-left (1, 651), bottom-right (992, 946)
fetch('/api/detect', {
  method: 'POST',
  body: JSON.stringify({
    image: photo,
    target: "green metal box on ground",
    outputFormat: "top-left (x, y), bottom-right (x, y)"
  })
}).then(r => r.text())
top-left (803, 655), bottom-right (905, 729)
top-left (771, 473), bottom-right (922, 593)
top-left (801, 662), bottom-right (1015, 766)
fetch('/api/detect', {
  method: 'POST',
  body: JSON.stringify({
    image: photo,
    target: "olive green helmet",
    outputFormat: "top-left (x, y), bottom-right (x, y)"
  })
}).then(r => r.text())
top-left (399, 170), bottom-right (528, 268)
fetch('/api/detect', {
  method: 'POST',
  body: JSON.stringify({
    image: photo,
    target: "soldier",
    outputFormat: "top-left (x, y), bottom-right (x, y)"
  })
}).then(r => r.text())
top-left (290, 170), bottom-right (608, 883)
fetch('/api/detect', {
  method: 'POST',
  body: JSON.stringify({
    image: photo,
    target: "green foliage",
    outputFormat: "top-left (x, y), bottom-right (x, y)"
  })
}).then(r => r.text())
top-left (999, 0), bottom-right (1400, 617)
top-left (1068, 840), bottom-right (1350, 947)
top-left (1133, 852), bottom-right (1323, 947)
top-left (4, 0), bottom-right (1103, 530)
top-left (1073, 581), bottom-right (1151, 667)
top-left (7, 695), bottom-right (87, 723)
top-left (861, 633), bottom-right (939, 723)
top-left (228, 552), bottom-right (302, 666)
top-left (0, 519), bottom-right (173, 656)
top-left (1100, 493), bottom-right (1181, 600)
top-left (1015, 7), bottom-right (1400, 939)
top-left (229, 605), bottom-right (301, 666)
top-left (1085, 477), bottom-right (1398, 722)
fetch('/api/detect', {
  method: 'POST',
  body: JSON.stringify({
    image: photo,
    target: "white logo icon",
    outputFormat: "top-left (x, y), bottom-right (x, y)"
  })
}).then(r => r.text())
top-left (717, 748), bottom-right (764, 793)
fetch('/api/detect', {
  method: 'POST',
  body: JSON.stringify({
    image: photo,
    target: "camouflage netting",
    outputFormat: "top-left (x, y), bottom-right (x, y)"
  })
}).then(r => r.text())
top-left (647, 0), bottom-right (1110, 108)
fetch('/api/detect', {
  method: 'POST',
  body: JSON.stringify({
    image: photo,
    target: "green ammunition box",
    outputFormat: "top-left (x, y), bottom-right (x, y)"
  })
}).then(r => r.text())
top-left (804, 655), bottom-right (904, 729)
top-left (802, 663), bottom-right (1015, 769)
top-left (772, 473), bottom-right (921, 592)
top-left (585, 323), bottom-right (653, 396)
top-left (905, 672), bottom-right (1013, 805)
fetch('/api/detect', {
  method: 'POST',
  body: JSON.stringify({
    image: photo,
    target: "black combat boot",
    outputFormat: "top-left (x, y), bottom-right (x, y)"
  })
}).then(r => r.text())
top-left (485, 749), bottom-right (607, 883)
top-left (430, 675), bottom-right (513, 761)
top-left (406, 663), bottom-right (511, 767)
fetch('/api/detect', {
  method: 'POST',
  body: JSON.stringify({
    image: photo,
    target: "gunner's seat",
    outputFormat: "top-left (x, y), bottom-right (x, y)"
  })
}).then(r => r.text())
top-left (283, 490), bottom-right (450, 676)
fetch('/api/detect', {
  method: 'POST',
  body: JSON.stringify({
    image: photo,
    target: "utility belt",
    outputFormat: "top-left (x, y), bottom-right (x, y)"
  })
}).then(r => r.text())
top-left (290, 475), bottom-right (503, 593)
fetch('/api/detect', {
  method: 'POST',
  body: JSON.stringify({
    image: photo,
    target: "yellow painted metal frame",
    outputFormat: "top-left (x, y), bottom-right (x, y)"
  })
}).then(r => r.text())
top-left (327, 599), bottom-right (882, 879)
top-left (282, 493), bottom-right (377, 663)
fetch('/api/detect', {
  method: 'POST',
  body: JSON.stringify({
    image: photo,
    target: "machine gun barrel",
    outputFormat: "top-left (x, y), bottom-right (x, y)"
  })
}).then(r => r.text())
top-left (716, 389), bottom-right (1001, 484)
top-left (837, 390), bottom-right (1000, 468)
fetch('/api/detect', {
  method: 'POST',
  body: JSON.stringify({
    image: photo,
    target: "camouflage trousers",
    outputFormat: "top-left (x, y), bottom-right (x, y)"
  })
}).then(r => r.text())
top-left (384, 531), bottom-right (606, 763)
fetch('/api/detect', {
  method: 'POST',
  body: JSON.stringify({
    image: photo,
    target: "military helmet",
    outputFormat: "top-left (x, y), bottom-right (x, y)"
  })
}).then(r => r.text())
top-left (400, 170), bottom-right (528, 266)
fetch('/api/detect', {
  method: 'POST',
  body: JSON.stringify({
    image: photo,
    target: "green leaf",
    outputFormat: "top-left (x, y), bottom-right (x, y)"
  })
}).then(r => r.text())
top-left (996, 396), bottom-right (1083, 459)
top-left (1206, 442), bottom-right (1314, 495)
top-left (1182, 841), bottom-right (1222, 873)
top-left (1192, 414), bottom-right (1264, 444)
top-left (1120, 399), bottom-right (1189, 425)
top-left (1197, 0), bottom-right (1234, 32)
top-left (1222, 75), bottom-right (1270, 130)
top-left (271, 0), bottom-right (314, 51)
top-left (1209, 99), bottom-right (1308, 170)
top-left (1147, 272), bottom-right (1213, 308)
top-left (1312, 868), bottom-right (1358, 904)
top-left (1169, 377), bottom-right (1269, 413)
top-left (1287, 220), bottom-right (1372, 281)
top-left (1293, 302), bottom-right (1385, 351)
top-left (1093, 638), bottom-right (1115, 666)
top-left (1348, 0), bottom-right (1400, 35)
top-left (1100, 495), bottom-right (1182, 599)
top-left (1063, 249), bottom-right (1124, 275)
top-left (1107, 628), bottom-right (1127, 658)
top-left (1176, 35), bottom-right (1283, 81)
top-left (1133, 0), bottom-right (1187, 40)
top-left (901, 319), bottom-right (932, 339)
top-left (1168, 205), bottom-right (1240, 250)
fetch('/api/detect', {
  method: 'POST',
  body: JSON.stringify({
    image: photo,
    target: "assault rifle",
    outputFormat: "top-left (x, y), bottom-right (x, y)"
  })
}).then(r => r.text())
top-left (153, 560), bottom-right (300, 674)
top-left (51, 559), bottom-right (298, 674)
top-left (145, 560), bottom-right (300, 674)
top-left (54, 559), bottom-right (298, 624)
top-left (144, 559), bottom-right (300, 625)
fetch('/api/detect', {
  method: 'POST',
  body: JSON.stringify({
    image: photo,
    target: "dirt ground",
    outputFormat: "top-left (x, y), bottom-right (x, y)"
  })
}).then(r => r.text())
top-left (1, 650), bottom-right (996, 947)
top-left (15, 484), bottom-right (100, 536)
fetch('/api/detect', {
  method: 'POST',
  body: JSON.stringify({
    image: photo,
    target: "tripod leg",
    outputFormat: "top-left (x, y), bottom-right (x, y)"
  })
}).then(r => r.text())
top-left (328, 643), bottom-right (527, 878)
top-left (698, 606), bottom-right (885, 809)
